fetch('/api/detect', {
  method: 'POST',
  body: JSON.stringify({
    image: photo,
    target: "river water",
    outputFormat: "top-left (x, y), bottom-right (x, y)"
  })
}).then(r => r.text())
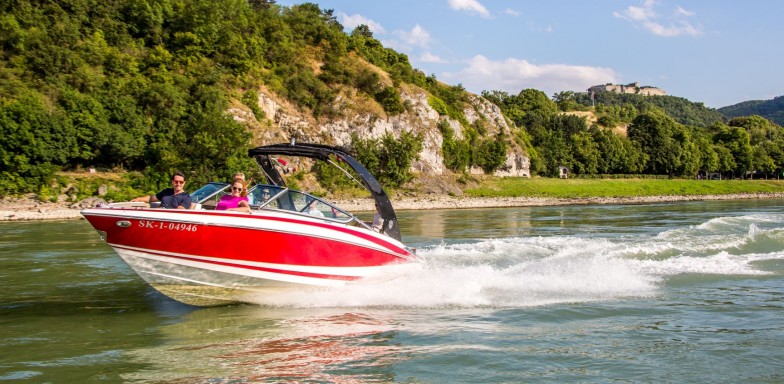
top-left (2, 199), bottom-right (784, 383)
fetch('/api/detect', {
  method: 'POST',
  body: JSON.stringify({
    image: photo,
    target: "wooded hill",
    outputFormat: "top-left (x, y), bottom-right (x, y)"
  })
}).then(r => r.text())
top-left (719, 96), bottom-right (784, 127)
top-left (1, 0), bottom-right (783, 198)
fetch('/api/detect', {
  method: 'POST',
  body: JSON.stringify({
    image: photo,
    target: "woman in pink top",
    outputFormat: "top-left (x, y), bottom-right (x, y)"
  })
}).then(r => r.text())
top-left (216, 178), bottom-right (251, 212)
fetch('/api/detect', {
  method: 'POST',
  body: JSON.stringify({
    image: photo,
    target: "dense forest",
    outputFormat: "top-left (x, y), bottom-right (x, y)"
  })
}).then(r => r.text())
top-left (719, 96), bottom-right (784, 127)
top-left (484, 89), bottom-right (784, 178)
top-left (1, 0), bottom-right (783, 198)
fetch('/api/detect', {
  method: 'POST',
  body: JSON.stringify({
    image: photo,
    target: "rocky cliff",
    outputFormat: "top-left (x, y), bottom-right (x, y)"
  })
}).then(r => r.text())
top-left (228, 84), bottom-right (530, 179)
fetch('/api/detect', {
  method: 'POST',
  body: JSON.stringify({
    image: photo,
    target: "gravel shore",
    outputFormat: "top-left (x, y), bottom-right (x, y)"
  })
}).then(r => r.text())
top-left (2, 193), bottom-right (784, 222)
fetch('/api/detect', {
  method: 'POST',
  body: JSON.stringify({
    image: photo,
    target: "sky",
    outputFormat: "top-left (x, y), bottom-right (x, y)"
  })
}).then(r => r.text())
top-left (277, 0), bottom-right (784, 109)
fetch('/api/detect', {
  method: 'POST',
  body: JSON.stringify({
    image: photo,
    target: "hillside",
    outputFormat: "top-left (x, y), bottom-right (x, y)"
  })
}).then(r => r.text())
top-left (0, 0), bottom-right (526, 197)
top-left (573, 91), bottom-right (726, 128)
top-left (2, 0), bottom-right (783, 202)
top-left (718, 96), bottom-right (784, 126)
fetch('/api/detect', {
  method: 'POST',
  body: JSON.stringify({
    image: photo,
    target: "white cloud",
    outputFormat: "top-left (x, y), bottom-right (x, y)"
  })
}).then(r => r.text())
top-left (338, 12), bottom-right (386, 34)
top-left (674, 6), bottom-right (694, 17)
top-left (526, 21), bottom-right (554, 33)
top-left (503, 8), bottom-right (520, 17)
top-left (442, 55), bottom-right (618, 95)
top-left (394, 24), bottom-right (432, 49)
top-left (419, 52), bottom-right (448, 64)
top-left (613, 0), bottom-right (703, 37)
top-left (448, 0), bottom-right (490, 18)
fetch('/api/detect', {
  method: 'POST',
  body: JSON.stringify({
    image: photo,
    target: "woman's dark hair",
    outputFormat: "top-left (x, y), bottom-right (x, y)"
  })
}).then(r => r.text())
top-left (171, 171), bottom-right (186, 180)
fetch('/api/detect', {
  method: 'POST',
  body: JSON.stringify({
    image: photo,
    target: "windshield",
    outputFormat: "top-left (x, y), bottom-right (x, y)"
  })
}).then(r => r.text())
top-left (188, 182), bottom-right (356, 223)
top-left (249, 184), bottom-right (353, 222)
top-left (190, 182), bottom-right (229, 203)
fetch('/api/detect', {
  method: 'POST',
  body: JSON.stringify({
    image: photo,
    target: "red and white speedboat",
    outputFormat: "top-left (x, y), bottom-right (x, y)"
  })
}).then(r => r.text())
top-left (81, 143), bottom-right (419, 306)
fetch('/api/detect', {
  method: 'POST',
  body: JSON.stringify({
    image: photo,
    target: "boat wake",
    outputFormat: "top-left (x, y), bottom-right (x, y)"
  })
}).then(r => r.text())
top-left (246, 214), bottom-right (784, 309)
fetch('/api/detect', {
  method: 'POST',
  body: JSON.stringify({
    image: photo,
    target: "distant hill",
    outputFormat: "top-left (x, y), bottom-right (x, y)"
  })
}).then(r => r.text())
top-left (573, 92), bottom-right (726, 127)
top-left (718, 96), bottom-right (784, 126)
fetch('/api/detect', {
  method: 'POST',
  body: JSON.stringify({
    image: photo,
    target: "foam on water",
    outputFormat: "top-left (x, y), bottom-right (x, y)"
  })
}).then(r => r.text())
top-left (248, 214), bottom-right (784, 309)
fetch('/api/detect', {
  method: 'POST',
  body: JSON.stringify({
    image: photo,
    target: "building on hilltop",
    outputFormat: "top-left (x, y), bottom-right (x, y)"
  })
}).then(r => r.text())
top-left (587, 82), bottom-right (666, 96)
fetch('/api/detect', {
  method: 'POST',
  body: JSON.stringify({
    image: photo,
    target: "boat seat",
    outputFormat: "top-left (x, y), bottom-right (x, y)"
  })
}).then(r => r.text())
top-left (190, 203), bottom-right (202, 210)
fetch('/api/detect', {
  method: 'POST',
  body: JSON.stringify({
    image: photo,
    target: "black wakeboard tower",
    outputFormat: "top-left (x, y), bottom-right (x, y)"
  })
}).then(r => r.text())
top-left (248, 142), bottom-right (402, 241)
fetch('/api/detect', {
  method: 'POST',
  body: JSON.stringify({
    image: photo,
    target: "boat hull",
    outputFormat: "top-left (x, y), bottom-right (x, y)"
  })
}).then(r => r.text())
top-left (81, 207), bottom-right (417, 305)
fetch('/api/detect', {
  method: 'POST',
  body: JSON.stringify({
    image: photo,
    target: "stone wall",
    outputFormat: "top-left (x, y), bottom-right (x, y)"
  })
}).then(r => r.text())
top-left (588, 82), bottom-right (666, 96)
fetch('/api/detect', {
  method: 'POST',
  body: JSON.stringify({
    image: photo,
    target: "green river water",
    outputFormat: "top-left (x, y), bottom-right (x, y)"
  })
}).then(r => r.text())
top-left (2, 199), bottom-right (784, 383)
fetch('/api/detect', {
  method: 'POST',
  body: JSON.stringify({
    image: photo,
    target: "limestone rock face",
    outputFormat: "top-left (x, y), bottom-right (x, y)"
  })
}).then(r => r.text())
top-left (235, 86), bottom-right (530, 178)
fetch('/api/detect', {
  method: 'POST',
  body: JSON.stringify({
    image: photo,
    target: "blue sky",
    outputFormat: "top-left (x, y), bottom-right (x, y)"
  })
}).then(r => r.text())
top-left (278, 0), bottom-right (784, 108)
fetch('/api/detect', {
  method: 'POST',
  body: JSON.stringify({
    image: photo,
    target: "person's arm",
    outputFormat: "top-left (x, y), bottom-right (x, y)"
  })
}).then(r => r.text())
top-left (229, 199), bottom-right (251, 212)
top-left (132, 194), bottom-right (159, 203)
top-left (176, 195), bottom-right (192, 210)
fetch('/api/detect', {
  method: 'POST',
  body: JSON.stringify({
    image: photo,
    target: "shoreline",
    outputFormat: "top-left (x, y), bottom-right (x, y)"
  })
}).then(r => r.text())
top-left (2, 192), bottom-right (784, 222)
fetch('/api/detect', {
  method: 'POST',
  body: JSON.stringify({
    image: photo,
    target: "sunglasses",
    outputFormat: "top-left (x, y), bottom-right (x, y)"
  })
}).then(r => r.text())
top-left (231, 187), bottom-right (243, 191)
top-left (172, 180), bottom-right (185, 185)
top-left (262, 191), bottom-right (270, 194)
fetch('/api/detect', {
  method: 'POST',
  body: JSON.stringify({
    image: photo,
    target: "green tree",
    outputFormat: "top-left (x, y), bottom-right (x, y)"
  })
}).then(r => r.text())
top-left (375, 86), bottom-right (405, 115)
top-left (592, 128), bottom-right (626, 174)
top-left (570, 131), bottom-right (599, 175)
top-left (474, 133), bottom-right (507, 173)
top-left (714, 124), bottom-right (753, 178)
top-left (693, 135), bottom-right (719, 174)
top-left (0, 92), bottom-right (74, 193)
top-left (628, 110), bottom-right (698, 175)
top-left (553, 91), bottom-right (580, 111)
top-left (439, 120), bottom-right (470, 172)
top-left (351, 131), bottom-right (423, 187)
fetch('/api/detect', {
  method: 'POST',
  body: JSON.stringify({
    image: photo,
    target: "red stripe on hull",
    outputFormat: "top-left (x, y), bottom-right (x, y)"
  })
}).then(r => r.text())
top-left (113, 244), bottom-right (361, 281)
top-left (83, 210), bottom-right (412, 268)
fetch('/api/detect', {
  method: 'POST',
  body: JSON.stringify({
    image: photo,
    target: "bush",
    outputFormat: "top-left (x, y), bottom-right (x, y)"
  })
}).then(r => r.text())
top-left (351, 131), bottom-right (423, 188)
top-left (375, 86), bottom-right (405, 115)
top-left (241, 89), bottom-right (265, 120)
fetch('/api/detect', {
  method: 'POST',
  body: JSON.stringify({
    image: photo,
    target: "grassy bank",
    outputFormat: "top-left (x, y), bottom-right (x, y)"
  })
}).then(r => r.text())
top-left (466, 178), bottom-right (784, 199)
top-left (19, 172), bottom-right (784, 205)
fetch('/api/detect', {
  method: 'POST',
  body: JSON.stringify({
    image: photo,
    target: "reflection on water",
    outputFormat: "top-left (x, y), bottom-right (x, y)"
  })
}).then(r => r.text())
top-left (124, 308), bottom-right (404, 383)
top-left (401, 207), bottom-right (535, 242)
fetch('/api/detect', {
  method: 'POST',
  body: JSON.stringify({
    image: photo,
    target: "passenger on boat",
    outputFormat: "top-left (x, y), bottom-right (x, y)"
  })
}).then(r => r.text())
top-left (259, 188), bottom-right (272, 203)
top-left (216, 178), bottom-right (251, 212)
top-left (232, 172), bottom-right (253, 204)
top-left (132, 171), bottom-right (192, 209)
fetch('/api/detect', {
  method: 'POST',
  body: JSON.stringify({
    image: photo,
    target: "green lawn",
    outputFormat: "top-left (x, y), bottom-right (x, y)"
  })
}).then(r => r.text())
top-left (466, 178), bottom-right (784, 199)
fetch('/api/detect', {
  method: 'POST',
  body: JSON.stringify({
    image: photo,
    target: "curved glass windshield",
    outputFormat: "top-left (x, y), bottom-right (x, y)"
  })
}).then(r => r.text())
top-left (249, 184), bottom-right (353, 222)
top-left (190, 182), bottom-right (229, 203)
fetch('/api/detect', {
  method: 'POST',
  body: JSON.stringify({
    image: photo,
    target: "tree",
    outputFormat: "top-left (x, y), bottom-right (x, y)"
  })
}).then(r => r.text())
top-left (592, 128), bottom-right (626, 174)
top-left (553, 114), bottom-right (588, 138)
top-left (694, 135), bottom-right (719, 174)
top-left (538, 131), bottom-right (571, 177)
top-left (729, 115), bottom-right (779, 145)
top-left (351, 131), bottom-right (423, 187)
top-left (350, 24), bottom-right (373, 39)
top-left (628, 110), bottom-right (693, 175)
top-left (714, 124), bottom-right (753, 178)
top-left (752, 146), bottom-right (776, 178)
top-left (0, 92), bottom-right (74, 193)
top-left (474, 133), bottom-right (507, 174)
top-left (553, 91), bottom-right (579, 111)
top-left (483, 88), bottom-right (557, 130)
top-left (570, 131), bottom-right (599, 175)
